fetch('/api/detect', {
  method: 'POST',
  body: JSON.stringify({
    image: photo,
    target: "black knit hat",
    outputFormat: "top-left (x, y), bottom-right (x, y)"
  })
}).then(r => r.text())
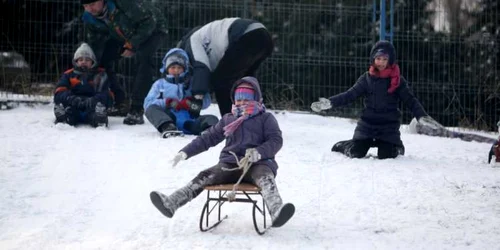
top-left (81, 0), bottom-right (100, 4)
top-left (370, 40), bottom-right (396, 65)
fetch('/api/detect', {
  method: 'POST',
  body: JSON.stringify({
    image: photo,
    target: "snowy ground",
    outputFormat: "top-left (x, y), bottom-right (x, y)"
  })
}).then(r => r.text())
top-left (1, 104), bottom-right (499, 250)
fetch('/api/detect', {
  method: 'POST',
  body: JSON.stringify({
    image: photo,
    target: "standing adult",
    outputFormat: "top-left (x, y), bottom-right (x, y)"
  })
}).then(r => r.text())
top-left (177, 17), bottom-right (274, 116)
top-left (81, 0), bottom-right (167, 125)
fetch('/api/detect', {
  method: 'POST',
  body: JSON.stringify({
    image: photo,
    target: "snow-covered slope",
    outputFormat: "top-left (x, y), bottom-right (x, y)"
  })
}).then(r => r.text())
top-left (0, 104), bottom-right (498, 250)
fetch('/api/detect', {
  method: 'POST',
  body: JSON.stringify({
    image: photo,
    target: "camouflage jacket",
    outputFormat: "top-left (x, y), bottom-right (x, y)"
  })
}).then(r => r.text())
top-left (82, 0), bottom-right (166, 57)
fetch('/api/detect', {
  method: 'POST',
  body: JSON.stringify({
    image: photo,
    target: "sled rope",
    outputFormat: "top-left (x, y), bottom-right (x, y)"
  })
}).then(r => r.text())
top-left (222, 151), bottom-right (253, 201)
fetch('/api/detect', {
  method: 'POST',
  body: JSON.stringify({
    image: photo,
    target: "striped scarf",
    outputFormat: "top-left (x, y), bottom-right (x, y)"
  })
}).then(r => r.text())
top-left (223, 101), bottom-right (266, 137)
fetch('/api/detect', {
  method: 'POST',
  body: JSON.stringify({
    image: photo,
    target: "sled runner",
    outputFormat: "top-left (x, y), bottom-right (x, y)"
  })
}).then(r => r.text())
top-left (161, 130), bottom-right (184, 138)
top-left (200, 183), bottom-right (270, 235)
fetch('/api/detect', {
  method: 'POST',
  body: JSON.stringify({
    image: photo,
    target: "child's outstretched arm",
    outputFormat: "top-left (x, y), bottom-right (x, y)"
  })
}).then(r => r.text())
top-left (311, 74), bottom-right (368, 112)
top-left (178, 117), bottom-right (227, 160)
top-left (397, 77), bottom-right (427, 120)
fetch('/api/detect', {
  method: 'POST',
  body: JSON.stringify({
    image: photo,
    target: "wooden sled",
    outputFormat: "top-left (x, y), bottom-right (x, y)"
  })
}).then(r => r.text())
top-left (199, 183), bottom-right (270, 235)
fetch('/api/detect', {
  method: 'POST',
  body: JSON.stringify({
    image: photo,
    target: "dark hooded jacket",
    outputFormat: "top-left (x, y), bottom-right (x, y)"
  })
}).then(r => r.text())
top-left (180, 76), bottom-right (282, 175)
top-left (328, 40), bottom-right (427, 146)
top-left (54, 43), bottom-right (113, 107)
top-left (82, 0), bottom-right (167, 59)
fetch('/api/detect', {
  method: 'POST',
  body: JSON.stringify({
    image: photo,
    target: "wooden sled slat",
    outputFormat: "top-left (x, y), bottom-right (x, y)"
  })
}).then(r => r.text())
top-left (204, 183), bottom-right (261, 192)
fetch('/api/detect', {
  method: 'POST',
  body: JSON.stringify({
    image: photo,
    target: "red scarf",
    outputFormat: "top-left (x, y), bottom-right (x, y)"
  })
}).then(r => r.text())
top-left (368, 64), bottom-right (401, 93)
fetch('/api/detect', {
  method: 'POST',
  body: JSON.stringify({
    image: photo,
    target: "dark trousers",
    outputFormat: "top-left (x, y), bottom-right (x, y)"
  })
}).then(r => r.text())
top-left (106, 72), bottom-right (126, 106)
top-left (333, 138), bottom-right (405, 159)
top-left (209, 28), bottom-right (273, 115)
top-left (166, 163), bottom-right (284, 218)
top-left (184, 163), bottom-right (276, 201)
top-left (58, 105), bottom-right (102, 127)
top-left (99, 32), bottom-right (166, 111)
top-left (144, 104), bottom-right (176, 131)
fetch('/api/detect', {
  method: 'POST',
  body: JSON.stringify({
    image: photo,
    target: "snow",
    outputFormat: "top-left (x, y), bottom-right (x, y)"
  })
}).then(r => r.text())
top-left (1, 104), bottom-right (499, 250)
top-left (0, 91), bottom-right (52, 105)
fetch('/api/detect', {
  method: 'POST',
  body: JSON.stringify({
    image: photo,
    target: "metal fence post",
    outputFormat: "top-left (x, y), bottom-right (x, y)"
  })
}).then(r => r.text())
top-left (379, 0), bottom-right (386, 40)
top-left (389, 0), bottom-right (394, 42)
top-left (376, 0), bottom-right (394, 42)
top-left (243, 0), bottom-right (249, 18)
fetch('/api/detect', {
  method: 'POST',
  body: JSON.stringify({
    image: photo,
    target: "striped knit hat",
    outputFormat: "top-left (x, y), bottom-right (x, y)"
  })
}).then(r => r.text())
top-left (234, 83), bottom-right (255, 101)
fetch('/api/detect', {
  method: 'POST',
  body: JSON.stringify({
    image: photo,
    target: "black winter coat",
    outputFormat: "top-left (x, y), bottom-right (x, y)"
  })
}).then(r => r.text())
top-left (329, 72), bottom-right (427, 146)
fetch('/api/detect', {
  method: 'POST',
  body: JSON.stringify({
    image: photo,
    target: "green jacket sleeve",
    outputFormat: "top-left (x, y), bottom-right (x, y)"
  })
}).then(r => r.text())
top-left (84, 24), bottom-right (108, 60)
top-left (117, 0), bottom-right (165, 50)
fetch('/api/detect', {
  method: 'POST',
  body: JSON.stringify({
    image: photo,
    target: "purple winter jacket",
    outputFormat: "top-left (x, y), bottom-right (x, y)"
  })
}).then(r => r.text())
top-left (180, 77), bottom-right (283, 175)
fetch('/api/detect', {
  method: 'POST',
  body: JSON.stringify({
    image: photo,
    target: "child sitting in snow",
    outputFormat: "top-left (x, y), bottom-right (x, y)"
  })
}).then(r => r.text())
top-left (150, 76), bottom-right (295, 228)
top-left (143, 48), bottom-right (218, 138)
top-left (53, 43), bottom-right (113, 127)
top-left (311, 40), bottom-right (440, 159)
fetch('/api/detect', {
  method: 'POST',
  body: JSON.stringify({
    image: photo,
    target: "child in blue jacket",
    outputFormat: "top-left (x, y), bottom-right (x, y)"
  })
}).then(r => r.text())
top-left (143, 48), bottom-right (218, 138)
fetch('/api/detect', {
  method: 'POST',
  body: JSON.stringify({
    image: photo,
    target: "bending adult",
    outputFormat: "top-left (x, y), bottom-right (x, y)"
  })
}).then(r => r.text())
top-left (177, 17), bottom-right (274, 116)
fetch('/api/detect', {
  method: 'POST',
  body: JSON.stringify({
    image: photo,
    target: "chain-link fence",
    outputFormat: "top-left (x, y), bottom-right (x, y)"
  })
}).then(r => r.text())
top-left (1, 0), bottom-right (499, 130)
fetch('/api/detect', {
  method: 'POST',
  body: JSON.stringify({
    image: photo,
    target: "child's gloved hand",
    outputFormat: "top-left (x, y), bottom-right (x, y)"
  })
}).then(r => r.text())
top-left (311, 97), bottom-right (332, 113)
top-left (176, 97), bottom-right (192, 111)
top-left (245, 148), bottom-right (261, 163)
top-left (187, 98), bottom-right (202, 118)
top-left (165, 98), bottom-right (179, 109)
top-left (172, 151), bottom-right (187, 167)
top-left (67, 95), bottom-right (83, 107)
top-left (79, 96), bottom-right (98, 111)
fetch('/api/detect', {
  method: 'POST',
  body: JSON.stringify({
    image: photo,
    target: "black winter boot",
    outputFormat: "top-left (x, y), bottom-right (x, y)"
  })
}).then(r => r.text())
top-left (108, 102), bottom-right (129, 117)
top-left (331, 139), bottom-right (354, 153)
top-left (63, 106), bottom-right (79, 126)
top-left (160, 122), bottom-right (181, 138)
top-left (123, 107), bottom-right (144, 125)
top-left (92, 102), bottom-right (108, 127)
top-left (54, 104), bottom-right (67, 124)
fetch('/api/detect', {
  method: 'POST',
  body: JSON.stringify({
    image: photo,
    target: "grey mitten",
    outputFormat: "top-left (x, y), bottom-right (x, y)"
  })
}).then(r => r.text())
top-left (80, 97), bottom-right (97, 111)
top-left (245, 148), bottom-right (261, 163)
top-left (311, 97), bottom-right (332, 113)
top-left (67, 95), bottom-right (82, 107)
top-left (171, 151), bottom-right (187, 167)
